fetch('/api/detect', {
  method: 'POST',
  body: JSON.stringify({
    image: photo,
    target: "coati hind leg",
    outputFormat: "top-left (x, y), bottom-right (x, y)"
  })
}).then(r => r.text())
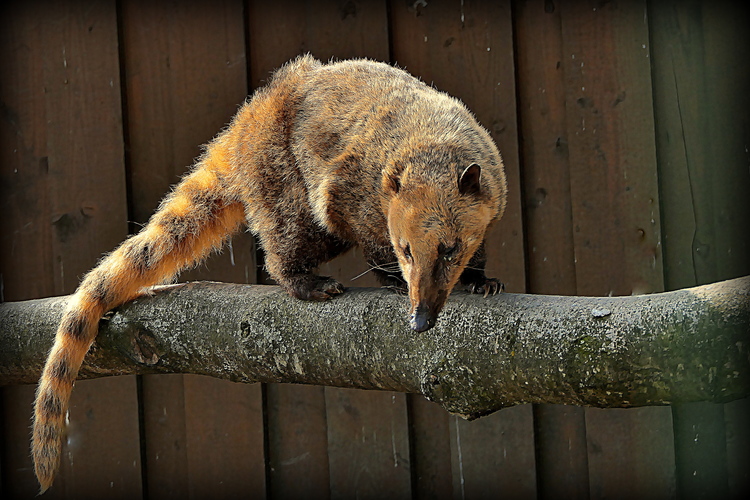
top-left (257, 216), bottom-right (352, 301)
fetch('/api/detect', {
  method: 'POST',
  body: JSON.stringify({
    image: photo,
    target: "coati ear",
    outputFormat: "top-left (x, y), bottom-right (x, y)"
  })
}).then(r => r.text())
top-left (384, 170), bottom-right (402, 194)
top-left (459, 163), bottom-right (481, 195)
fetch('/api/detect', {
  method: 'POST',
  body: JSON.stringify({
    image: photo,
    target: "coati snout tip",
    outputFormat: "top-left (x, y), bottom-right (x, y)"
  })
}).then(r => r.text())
top-left (409, 305), bottom-right (436, 332)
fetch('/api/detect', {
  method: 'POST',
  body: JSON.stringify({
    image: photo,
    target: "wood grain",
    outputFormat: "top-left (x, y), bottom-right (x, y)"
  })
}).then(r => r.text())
top-left (0, 1), bottom-right (141, 497)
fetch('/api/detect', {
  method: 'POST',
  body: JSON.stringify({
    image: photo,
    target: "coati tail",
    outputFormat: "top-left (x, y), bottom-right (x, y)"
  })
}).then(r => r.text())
top-left (32, 160), bottom-right (246, 493)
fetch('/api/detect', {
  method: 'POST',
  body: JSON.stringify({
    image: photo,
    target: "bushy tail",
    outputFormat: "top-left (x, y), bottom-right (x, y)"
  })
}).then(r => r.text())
top-left (32, 152), bottom-right (246, 492)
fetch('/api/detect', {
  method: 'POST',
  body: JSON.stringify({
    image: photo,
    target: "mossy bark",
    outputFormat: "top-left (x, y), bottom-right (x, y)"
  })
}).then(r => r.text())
top-left (1, 277), bottom-right (748, 418)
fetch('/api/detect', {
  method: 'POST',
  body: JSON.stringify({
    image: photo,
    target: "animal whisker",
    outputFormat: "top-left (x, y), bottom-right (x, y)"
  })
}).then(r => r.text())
top-left (383, 284), bottom-right (408, 295)
top-left (350, 267), bottom-right (375, 281)
top-left (369, 260), bottom-right (400, 270)
top-left (462, 265), bottom-right (497, 274)
top-left (350, 261), bottom-right (402, 282)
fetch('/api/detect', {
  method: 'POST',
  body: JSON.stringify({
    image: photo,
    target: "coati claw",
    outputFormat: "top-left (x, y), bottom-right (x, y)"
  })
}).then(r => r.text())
top-left (290, 275), bottom-right (345, 301)
top-left (468, 278), bottom-right (504, 297)
top-left (313, 276), bottom-right (346, 300)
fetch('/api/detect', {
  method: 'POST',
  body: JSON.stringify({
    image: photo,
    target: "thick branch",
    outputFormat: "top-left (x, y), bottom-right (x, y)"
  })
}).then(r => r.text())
top-left (1, 278), bottom-right (748, 418)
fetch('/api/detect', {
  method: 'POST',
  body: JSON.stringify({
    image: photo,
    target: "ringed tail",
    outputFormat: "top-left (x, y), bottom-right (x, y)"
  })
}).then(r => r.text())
top-left (31, 143), bottom-right (245, 493)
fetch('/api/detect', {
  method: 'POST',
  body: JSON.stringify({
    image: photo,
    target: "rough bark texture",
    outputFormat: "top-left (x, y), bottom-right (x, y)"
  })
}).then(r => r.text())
top-left (1, 277), bottom-right (748, 418)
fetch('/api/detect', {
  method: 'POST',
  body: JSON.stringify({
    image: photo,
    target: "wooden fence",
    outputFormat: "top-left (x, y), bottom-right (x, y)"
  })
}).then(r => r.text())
top-left (1, 0), bottom-right (748, 498)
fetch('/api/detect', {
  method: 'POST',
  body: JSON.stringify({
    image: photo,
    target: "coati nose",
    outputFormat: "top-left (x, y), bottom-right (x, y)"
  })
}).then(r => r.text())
top-left (410, 304), bottom-right (435, 332)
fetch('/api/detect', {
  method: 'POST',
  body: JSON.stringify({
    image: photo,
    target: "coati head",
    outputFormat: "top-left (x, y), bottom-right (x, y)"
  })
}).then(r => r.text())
top-left (384, 161), bottom-right (498, 332)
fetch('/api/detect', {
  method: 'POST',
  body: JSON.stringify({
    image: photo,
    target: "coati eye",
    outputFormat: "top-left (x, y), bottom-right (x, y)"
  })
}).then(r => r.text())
top-left (440, 243), bottom-right (459, 263)
top-left (403, 244), bottom-right (412, 262)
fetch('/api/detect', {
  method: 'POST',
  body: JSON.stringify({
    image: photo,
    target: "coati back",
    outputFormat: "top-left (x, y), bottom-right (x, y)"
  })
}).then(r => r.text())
top-left (32, 55), bottom-right (507, 491)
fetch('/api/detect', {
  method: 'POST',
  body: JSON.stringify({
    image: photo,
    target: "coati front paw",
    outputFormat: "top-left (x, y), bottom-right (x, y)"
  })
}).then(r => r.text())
top-left (288, 275), bottom-right (345, 302)
top-left (467, 277), bottom-right (504, 297)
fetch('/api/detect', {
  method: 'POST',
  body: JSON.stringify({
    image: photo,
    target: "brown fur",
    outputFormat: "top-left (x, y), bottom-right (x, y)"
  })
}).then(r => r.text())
top-left (31, 55), bottom-right (507, 491)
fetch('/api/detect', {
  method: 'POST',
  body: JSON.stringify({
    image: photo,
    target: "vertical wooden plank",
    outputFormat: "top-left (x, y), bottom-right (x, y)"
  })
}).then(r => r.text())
top-left (651, 0), bottom-right (750, 290)
top-left (649, 1), bottom-right (750, 497)
top-left (555, 2), bottom-right (676, 498)
top-left (560, 0), bottom-right (663, 297)
top-left (390, 2), bottom-right (534, 498)
top-left (512, 3), bottom-right (588, 496)
top-left (513, 0), bottom-right (576, 297)
top-left (408, 397), bottom-right (453, 500)
top-left (0, 403), bottom-right (3, 496)
top-left (137, 375), bottom-right (267, 499)
top-left (671, 402), bottom-right (729, 498)
top-left (266, 384), bottom-right (331, 500)
top-left (246, 2), bottom-right (403, 498)
top-left (184, 376), bottom-right (266, 498)
top-left (697, 2), bottom-right (750, 284)
top-left (1, 386), bottom-right (43, 495)
top-left (648, 0), bottom-right (705, 293)
top-left (450, 407), bottom-right (537, 499)
top-left (34, 0), bottom-right (130, 293)
top-left (0, 1), bottom-right (142, 498)
top-left (133, 375), bottom-right (268, 500)
top-left (248, 0), bottom-right (391, 84)
top-left (725, 397), bottom-right (750, 497)
top-left (532, 404), bottom-right (589, 499)
top-left (0, 3), bottom-right (55, 303)
top-left (59, 377), bottom-right (144, 499)
top-left (118, 1), bottom-right (266, 498)
top-left (138, 374), bottom-right (189, 499)
top-left (0, 4), bottom-right (128, 298)
top-left (586, 407), bottom-right (676, 499)
top-left (324, 388), bottom-right (411, 500)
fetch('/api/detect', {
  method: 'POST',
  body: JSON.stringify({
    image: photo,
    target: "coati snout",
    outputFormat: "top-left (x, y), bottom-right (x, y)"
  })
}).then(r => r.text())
top-left (387, 164), bottom-right (499, 332)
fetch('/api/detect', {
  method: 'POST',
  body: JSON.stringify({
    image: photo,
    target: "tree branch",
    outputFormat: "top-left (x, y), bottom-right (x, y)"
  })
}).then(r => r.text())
top-left (1, 277), bottom-right (748, 418)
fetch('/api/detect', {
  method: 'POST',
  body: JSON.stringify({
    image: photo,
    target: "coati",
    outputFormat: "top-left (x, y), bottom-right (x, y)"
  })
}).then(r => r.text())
top-left (32, 55), bottom-right (507, 491)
